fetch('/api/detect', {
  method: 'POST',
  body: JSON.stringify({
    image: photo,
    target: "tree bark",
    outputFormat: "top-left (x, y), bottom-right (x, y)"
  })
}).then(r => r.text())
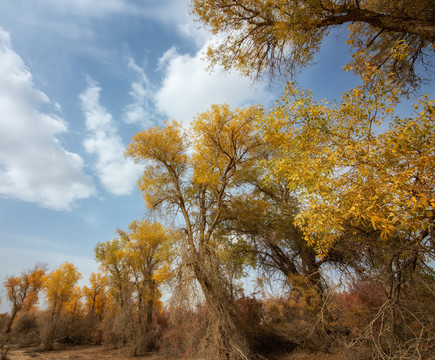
top-left (192, 254), bottom-right (249, 360)
top-left (317, 8), bottom-right (435, 41)
top-left (5, 307), bottom-right (19, 334)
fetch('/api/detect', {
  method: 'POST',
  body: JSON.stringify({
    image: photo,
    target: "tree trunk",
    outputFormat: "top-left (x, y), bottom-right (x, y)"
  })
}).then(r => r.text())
top-left (146, 281), bottom-right (155, 332)
top-left (5, 307), bottom-right (19, 334)
top-left (193, 255), bottom-right (249, 360)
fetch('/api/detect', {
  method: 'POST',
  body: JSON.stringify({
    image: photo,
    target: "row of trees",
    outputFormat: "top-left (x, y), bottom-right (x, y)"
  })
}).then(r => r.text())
top-left (1, 262), bottom-right (84, 354)
top-left (1, 220), bottom-right (174, 356)
top-left (2, 0), bottom-right (434, 359)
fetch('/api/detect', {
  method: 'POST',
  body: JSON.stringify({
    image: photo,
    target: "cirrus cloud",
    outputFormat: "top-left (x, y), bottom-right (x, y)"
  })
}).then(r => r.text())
top-left (122, 57), bottom-right (157, 126)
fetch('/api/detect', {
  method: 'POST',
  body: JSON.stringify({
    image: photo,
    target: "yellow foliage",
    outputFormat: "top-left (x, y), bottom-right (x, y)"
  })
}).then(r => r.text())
top-left (95, 219), bottom-right (173, 308)
top-left (83, 272), bottom-right (107, 318)
top-left (64, 285), bottom-right (83, 317)
top-left (42, 261), bottom-right (82, 313)
top-left (191, 0), bottom-right (434, 91)
top-left (262, 75), bottom-right (434, 255)
top-left (127, 121), bottom-right (190, 210)
top-left (191, 104), bottom-right (263, 187)
top-left (4, 267), bottom-right (46, 312)
top-left (153, 264), bottom-right (173, 285)
top-left (287, 274), bottom-right (322, 315)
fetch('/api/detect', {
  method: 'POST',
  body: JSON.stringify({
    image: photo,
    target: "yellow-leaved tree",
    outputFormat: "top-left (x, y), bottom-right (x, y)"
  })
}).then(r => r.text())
top-left (83, 272), bottom-right (107, 323)
top-left (127, 104), bottom-right (264, 360)
top-left (191, 0), bottom-right (434, 90)
top-left (262, 79), bottom-right (434, 263)
top-left (260, 72), bottom-right (434, 357)
top-left (82, 272), bottom-right (107, 344)
top-left (95, 219), bottom-right (173, 354)
top-left (3, 265), bottom-right (46, 334)
top-left (41, 262), bottom-right (82, 350)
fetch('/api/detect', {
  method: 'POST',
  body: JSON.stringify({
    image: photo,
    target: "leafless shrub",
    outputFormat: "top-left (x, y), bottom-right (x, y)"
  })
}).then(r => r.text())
top-left (159, 304), bottom-right (206, 359)
top-left (346, 299), bottom-right (435, 359)
top-left (102, 306), bottom-right (130, 350)
top-left (38, 312), bottom-right (59, 350)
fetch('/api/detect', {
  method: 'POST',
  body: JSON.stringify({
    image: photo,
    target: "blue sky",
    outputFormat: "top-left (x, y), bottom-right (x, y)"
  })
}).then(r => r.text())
top-left (0, 0), bottom-right (432, 311)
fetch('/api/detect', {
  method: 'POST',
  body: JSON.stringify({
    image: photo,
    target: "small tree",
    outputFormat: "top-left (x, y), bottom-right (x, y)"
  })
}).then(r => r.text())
top-left (83, 272), bottom-right (107, 343)
top-left (95, 219), bottom-right (173, 354)
top-left (41, 262), bottom-right (82, 350)
top-left (3, 264), bottom-right (45, 334)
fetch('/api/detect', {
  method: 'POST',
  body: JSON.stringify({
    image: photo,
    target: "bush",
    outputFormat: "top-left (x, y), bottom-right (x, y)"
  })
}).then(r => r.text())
top-left (235, 296), bottom-right (295, 355)
top-left (159, 305), bottom-right (207, 359)
top-left (11, 312), bottom-right (40, 347)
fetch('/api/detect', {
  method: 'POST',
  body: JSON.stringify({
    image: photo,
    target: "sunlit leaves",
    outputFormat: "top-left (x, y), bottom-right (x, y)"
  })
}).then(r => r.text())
top-left (262, 80), bottom-right (434, 255)
top-left (4, 267), bottom-right (45, 312)
top-left (95, 219), bottom-right (173, 306)
top-left (127, 121), bottom-right (189, 211)
top-left (127, 104), bottom-right (264, 245)
top-left (83, 272), bottom-right (107, 319)
top-left (3, 265), bottom-right (46, 333)
top-left (192, 0), bottom-right (322, 79)
top-left (42, 262), bottom-right (82, 314)
top-left (191, 0), bottom-right (434, 90)
top-left (191, 104), bottom-right (263, 188)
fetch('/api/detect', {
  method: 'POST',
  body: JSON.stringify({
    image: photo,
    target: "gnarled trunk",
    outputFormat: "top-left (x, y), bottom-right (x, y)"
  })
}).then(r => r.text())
top-left (192, 253), bottom-right (249, 360)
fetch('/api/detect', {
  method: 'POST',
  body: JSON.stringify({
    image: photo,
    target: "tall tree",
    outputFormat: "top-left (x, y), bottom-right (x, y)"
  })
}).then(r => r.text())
top-left (94, 238), bottom-right (131, 309)
top-left (127, 104), bottom-right (264, 360)
top-left (191, 0), bottom-right (434, 90)
top-left (257, 67), bottom-right (435, 356)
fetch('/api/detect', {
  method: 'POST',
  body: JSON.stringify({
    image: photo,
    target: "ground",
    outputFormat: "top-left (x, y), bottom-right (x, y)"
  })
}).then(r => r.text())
top-left (4, 345), bottom-right (354, 360)
top-left (5, 345), bottom-right (159, 360)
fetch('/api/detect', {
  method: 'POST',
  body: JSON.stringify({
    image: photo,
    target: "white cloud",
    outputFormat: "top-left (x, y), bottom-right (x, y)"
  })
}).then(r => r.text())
top-left (123, 57), bottom-right (156, 126)
top-left (0, 0), bottom-right (197, 76)
top-left (0, 29), bottom-right (95, 210)
top-left (80, 77), bottom-right (144, 195)
top-left (155, 42), bottom-right (273, 126)
top-left (139, 0), bottom-right (192, 30)
top-left (119, 40), bottom-right (273, 128)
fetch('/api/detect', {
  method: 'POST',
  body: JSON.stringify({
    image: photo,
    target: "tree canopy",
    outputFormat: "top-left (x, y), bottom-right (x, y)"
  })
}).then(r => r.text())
top-left (256, 70), bottom-right (435, 325)
top-left (191, 0), bottom-right (434, 90)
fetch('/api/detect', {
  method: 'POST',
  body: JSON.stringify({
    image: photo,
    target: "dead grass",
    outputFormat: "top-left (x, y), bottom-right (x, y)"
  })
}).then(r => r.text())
top-left (5, 345), bottom-right (161, 360)
top-left (257, 347), bottom-right (363, 360)
top-left (5, 345), bottom-right (363, 360)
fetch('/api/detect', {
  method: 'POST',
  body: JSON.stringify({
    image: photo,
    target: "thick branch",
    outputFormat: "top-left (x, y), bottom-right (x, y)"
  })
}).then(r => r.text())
top-left (318, 8), bottom-right (435, 41)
